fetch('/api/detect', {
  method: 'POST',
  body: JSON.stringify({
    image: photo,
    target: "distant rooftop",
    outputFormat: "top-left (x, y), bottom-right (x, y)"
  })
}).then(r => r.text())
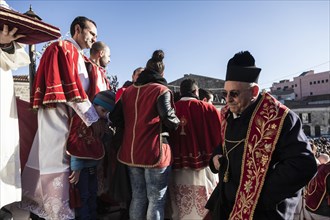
top-left (299, 71), bottom-right (311, 77)
top-left (13, 75), bottom-right (29, 82)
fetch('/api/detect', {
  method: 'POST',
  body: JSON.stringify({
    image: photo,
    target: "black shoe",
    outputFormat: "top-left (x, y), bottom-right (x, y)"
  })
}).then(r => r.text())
top-left (119, 208), bottom-right (129, 220)
top-left (30, 212), bottom-right (45, 220)
top-left (97, 197), bottom-right (113, 215)
top-left (0, 208), bottom-right (12, 220)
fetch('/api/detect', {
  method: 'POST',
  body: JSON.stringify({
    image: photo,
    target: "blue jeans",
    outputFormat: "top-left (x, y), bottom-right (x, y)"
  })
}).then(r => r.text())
top-left (76, 167), bottom-right (98, 220)
top-left (128, 166), bottom-right (171, 220)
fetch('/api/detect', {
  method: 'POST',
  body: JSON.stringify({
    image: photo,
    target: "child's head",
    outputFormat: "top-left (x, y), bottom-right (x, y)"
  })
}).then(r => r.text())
top-left (93, 90), bottom-right (116, 119)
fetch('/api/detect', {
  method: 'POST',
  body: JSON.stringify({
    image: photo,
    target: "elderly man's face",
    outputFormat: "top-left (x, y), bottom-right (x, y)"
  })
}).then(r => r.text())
top-left (223, 81), bottom-right (254, 114)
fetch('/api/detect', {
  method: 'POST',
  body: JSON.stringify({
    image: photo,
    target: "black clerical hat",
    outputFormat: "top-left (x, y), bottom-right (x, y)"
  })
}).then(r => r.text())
top-left (225, 51), bottom-right (261, 83)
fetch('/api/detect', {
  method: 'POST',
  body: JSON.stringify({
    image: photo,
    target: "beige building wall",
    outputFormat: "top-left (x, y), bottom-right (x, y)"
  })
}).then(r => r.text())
top-left (14, 81), bottom-right (30, 102)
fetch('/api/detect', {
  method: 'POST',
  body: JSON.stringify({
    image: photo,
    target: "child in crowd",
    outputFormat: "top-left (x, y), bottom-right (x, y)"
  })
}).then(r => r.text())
top-left (67, 90), bottom-right (116, 220)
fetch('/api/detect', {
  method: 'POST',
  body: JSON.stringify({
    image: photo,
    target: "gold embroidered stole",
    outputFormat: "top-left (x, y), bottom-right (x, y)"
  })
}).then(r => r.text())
top-left (220, 93), bottom-right (289, 220)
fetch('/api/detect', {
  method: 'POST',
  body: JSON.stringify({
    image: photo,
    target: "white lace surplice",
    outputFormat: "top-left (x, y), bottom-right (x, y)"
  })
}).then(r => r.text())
top-left (168, 167), bottom-right (219, 220)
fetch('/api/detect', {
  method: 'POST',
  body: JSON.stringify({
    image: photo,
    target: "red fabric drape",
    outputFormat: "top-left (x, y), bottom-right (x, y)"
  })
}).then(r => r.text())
top-left (16, 98), bottom-right (37, 172)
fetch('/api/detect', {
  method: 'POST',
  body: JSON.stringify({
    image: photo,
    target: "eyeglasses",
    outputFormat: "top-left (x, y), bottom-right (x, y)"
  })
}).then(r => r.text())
top-left (221, 90), bottom-right (241, 99)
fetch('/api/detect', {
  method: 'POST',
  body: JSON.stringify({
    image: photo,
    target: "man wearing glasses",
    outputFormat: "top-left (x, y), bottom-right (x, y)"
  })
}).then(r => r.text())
top-left (205, 51), bottom-right (317, 220)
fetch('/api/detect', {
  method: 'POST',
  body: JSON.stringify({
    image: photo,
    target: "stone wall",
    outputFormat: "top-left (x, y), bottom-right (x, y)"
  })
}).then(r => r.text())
top-left (14, 81), bottom-right (30, 102)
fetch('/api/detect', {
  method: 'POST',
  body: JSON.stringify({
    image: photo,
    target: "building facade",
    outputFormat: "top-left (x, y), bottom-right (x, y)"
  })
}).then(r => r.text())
top-left (13, 75), bottom-right (30, 102)
top-left (168, 73), bottom-right (225, 104)
top-left (270, 70), bottom-right (330, 137)
top-left (271, 70), bottom-right (330, 100)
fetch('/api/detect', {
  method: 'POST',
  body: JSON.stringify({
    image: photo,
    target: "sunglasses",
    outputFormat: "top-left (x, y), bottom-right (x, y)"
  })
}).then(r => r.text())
top-left (221, 90), bottom-right (241, 99)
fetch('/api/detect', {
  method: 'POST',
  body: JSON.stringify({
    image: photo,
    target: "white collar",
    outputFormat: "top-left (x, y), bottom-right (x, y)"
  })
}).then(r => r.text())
top-left (233, 112), bottom-right (241, 119)
top-left (67, 38), bottom-right (83, 53)
top-left (180, 97), bottom-right (197, 101)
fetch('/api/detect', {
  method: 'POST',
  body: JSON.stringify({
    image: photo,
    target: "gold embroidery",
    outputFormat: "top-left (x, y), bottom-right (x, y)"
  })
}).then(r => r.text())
top-left (228, 93), bottom-right (289, 220)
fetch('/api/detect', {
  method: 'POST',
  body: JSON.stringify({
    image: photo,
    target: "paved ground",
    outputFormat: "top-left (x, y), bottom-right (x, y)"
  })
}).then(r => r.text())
top-left (2, 202), bottom-right (124, 220)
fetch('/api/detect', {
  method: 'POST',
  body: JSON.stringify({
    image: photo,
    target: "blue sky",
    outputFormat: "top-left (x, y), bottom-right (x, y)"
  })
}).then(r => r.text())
top-left (7, 0), bottom-right (330, 90)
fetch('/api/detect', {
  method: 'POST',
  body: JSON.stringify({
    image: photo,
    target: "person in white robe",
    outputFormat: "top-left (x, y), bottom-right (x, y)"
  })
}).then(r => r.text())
top-left (0, 23), bottom-right (30, 211)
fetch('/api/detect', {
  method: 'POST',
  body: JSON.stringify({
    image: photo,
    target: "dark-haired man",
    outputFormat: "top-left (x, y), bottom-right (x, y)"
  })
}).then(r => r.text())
top-left (115, 67), bottom-right (144, 102)
top-left (21, 16), bottom-right (103, 219)
top-left (199, 88), bottom-right (214, 104)
top-left (205, 51), bottom-right (317, 220)
top-left (168, 79), bottom-right (221, 219)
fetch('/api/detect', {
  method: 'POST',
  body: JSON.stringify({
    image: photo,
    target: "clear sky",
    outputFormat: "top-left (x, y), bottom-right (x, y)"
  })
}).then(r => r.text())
top-left (7, 0), bottom-right (330, 90)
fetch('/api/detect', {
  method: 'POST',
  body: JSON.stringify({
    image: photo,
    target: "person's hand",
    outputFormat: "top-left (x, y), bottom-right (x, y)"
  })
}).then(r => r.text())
top-left (69, 170), bottom-right (81, 184)
top-left (213, 154), bottom-right (222, 171)
top-left (0, 24), bottom-right (25, 45)
top-left (91, 119), bottom-right (105, 138)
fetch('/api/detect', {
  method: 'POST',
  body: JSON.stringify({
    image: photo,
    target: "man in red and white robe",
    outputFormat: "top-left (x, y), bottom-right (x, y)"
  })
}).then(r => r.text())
top-left (21, 16), bottom-right (106, 220)
top-left (168, 78), bottom-right (221, 220)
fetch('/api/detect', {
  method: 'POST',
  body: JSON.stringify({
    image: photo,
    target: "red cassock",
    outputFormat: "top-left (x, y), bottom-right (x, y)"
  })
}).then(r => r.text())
top-left (170, 99), bottom-right (221, 169)
top-left (0, 6), bottom-right (61, 45)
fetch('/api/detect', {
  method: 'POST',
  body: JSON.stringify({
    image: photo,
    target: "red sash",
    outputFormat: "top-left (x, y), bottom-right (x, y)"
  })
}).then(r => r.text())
top-left (305, 162), bottom-right (330, 211)
top-left (221, 93), bottom-right (289, 220)
top-left (84, 56), bottom-right (111, 101)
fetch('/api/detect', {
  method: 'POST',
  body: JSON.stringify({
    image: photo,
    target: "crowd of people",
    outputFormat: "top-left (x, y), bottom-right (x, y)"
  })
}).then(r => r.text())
top-left (0, 4), bottom-right (328, 220)
top-left (310, 137), bottom-right (330, 160)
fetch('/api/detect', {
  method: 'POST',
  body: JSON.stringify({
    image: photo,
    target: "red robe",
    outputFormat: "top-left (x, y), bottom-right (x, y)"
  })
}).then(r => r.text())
top-left (118, 83), bottom-right (170, 167)
top-left (170, 98), bottom-right (221, 169)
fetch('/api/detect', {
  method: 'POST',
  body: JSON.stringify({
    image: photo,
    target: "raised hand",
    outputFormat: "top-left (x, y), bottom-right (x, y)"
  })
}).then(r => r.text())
top-left (0, 24), bottom-right (25, 45)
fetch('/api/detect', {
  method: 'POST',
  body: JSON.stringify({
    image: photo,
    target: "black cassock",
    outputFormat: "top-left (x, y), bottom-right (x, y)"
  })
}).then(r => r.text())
top-left (206, 94), bottom-right (317, 220)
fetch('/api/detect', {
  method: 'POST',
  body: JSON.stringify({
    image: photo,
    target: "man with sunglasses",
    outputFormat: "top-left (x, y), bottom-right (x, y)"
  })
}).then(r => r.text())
top-left (205, 51), bottom-right (317, 220)
top-left (21, 16), bottom-right (104, 219)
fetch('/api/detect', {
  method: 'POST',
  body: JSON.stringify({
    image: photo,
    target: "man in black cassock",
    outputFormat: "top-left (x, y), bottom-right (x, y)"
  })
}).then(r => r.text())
top-left (205, 51), bottom-right (317, 220)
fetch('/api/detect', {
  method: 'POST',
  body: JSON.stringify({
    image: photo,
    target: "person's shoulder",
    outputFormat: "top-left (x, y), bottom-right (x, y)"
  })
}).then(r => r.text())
top-left (43, 40), bottom-right (74, 52)
top-left (319, 160), bottom-right (330, 169)
top-left (123, 81), bottom-right (133, 88)
top-left (176, 98), bottom-right (204, 108)
top-left (146, 82), bottom-right (169, 92)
